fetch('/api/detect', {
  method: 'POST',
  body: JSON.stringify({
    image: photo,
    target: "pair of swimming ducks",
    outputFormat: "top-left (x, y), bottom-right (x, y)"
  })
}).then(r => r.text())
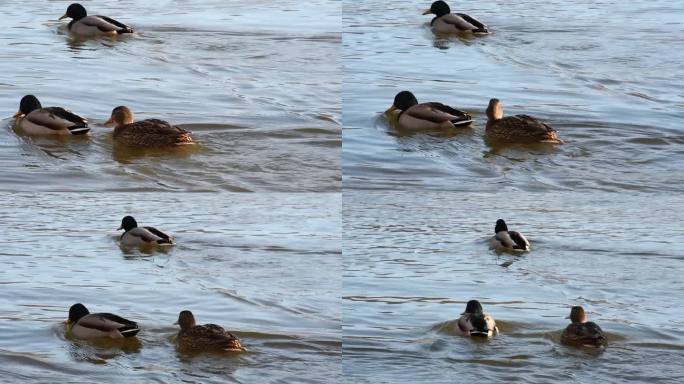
top-left (13, 95), bottom-right (194, 147)
top-left (458, 300), bottom-right (607, 347)
top-left (386, 91), bottom-right (563, 145)
top-left (67, 304), bottom-right (244, 352)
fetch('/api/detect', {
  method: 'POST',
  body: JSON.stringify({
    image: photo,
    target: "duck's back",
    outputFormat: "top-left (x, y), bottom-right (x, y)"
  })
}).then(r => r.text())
top-left (114, 119), bottom-right (193, 147)
top-left (178, 324), bottom-right (243, 350)
top-left (561, 321), bottom-right (606, 347)
top-left (487, 115), bottom-right (561, 144)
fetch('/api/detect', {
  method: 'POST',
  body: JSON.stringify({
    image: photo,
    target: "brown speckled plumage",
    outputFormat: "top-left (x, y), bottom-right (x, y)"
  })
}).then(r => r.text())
top-left (114, 119), bottom-right (193, 148)
top-left (485, 99), bottom-right (563, 144)
top-left (560, 306), bottom-right (607, 347)
top-left (176, 311), bottom-right (244, 352)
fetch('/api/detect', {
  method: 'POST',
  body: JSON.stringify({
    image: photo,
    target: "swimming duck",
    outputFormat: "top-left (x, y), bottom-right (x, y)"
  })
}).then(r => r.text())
top-left (59, 3), bottom-right (134, 36)
top-left (13, 95), bottom-right (89, 136)
top-left (485, 99), bottom-right (563, 144)
top-left (67, 303), bottom-right (140, 339)
top-left (456, 300), bottom-right (498, 337)
top-left (422, 1), bottom-right (489, 35)
top-left (105, 106), bottom-right (195, 148)
top-left (492, 219), bottom-right (530, 251)
top-left (560, 306), bottom-right (607, 347)
top-left (176, 310), bottom-right (245, 352)
top-left (385, 91), bottom-right (472, 130)
top-left (118, 216), bottom-right (174, 246)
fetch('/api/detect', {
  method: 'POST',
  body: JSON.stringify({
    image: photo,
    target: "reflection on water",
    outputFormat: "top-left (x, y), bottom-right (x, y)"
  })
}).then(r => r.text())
top-left (343, 0), bottom-right (684, 192)
top-left (343, 191), bottom-right (684, 383)
top-left (0, 0), bottom-right (340, 192)
top-left (0, 193), bottom-right (341, 383)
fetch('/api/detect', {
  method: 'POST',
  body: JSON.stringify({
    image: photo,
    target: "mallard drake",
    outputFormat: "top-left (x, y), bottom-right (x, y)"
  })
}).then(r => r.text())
top-left (118, 216), bottom-right (174, 246)
top-left (491, 219), bottom-right (530, 251)
top-left (560, 306), bottom-right (607, 347)
top-left (485, 99), bottom-right (563, 144)
top-left (67, 303), bottom-right (140, 339)
top-left (59, 3), bottom-right (133, 36)
top-left (175, 310), bottom-right (245, 352)
top-left (422, 1), bottom-right (489, 35)
top-left (105, 106), bottom-right (194, 147)
top-left (456, 300), bottom-right (498, 337)
top-left (13, 95), bottom-right (89, 136)
top-left (385, 91), bottom-right (472, 130)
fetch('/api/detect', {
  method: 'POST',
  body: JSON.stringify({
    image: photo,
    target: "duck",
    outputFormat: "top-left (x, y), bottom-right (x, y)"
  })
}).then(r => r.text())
top-left (175, 310), bottom-right (245, 352)
top-left (560, 306), bottom-right (607, 347)
top-left (118, 216), bottom-right (174, 246)
top-left (491, 219), bottom-right (530, 251)
top-left (485, 98), bottom-right (563, 144)
top-left (13, 95), bottom-right (89, 136)
top-left (385, 91), bottom-right (472, 130)
top-left (422, 1), bottom-right (489, 35)
top-left (456, 300), bottom-right (498, 337)
top-left (66, 303), bottom-right (140, 339)
top-left (105, 106), bottom-right (195, 148)
top-left (59, 3), bottom-right (134, 36)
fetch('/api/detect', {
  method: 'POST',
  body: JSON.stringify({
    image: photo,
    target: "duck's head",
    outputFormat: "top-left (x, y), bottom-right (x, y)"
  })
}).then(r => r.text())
top-left (495, 219), bottom-right (508, 233)
top-left (176, 310), bottom-right (197, 330)
top-left (386, 91), bottom-right (419, 115)
top-left (105, 106), bottom-right (134, 128)
top-left (423, 1), bottom-right (451, 17)
top-left (60, 3), bottom-right (87, 21)
top-left (486, 98), bottom-right (504, 121)
top-left (568, 306), bottom-right (587, 324)
top-left (463, 299), bottom-right (484, 315)
top-left (67, 303), bottom-right (90, 324)
top-left (14, 95), bottom-right (42, 118)
top-left (118, 216), bottom-right (138, 231)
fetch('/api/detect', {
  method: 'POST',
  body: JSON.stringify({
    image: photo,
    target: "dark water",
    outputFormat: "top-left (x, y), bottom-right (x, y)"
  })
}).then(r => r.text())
top-left (0, 0), bottom-right (340, 192)
top-left (0, 193), bottom-right (340, 383)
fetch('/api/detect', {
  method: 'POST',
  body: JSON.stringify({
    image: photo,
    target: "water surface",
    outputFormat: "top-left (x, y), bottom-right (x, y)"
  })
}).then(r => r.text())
top-left (343, 0), bottom-right (684, 192)
top-left (1, 0), bottom-right (341, 192)
top-left (0, 192), bottom-right (341, 383)
top-left (343, 191), bottom-right (684, 383)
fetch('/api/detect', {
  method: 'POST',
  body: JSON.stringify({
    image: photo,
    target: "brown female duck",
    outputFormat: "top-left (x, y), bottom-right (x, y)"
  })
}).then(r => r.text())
top-left (175, 310), bottom-right (245, 352)
top-left (105, 106), bottom-right (194, 147)
top-left (560, 306), bottom-right (607, 347)
top-left (485, 98), bottom-right (563, 144)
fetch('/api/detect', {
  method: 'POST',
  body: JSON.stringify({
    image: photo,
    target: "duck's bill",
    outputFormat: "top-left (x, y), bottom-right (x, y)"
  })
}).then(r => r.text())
top-left (13, 111), bottom-right (23, 118)
top-left (117, 226), bottom-right (123, 230)
top-left (422, 9), bottom-right (433, 15)
top-left (59, 13), bottom-right (68, 20)
top-left (384, 105), bottom-right (397, 115)
top-left (104, 117), bottom-right (114, 127)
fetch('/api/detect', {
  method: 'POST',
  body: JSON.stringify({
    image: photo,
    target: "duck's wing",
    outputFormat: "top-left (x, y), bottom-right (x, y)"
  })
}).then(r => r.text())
top-left (455, 13), bottom-right (488, 32)
top-left (424, 102), bottom-right (472, 125)
top-left (125, 227), bottom-right (163, 243)
top-left (508, 231), bottom-right (530, 250)
top-left (495, 231), bottom-right (516, 248)
top-left (457, 314), bottom-right (474, 334)
top-left (561, 322), bottom-right (606, 346)
top-left (143, 226), bottom-right (173, 243)
top-left (96, 15), bottom-right (134, 33)
top-left (184, 324), bottom-right (243, 349)
top-left (79, 313), bottom-right (136, 331)
top-left (77, 15), bottom-right (125, 33)
top-left (26, 108), bottom-right (87, 131)
top-left (439, 13), bottom-right (478, 31)
top-left (405, 103), bottom-right (463, 123)
top-left (490, 115), bottom-right (561, 143)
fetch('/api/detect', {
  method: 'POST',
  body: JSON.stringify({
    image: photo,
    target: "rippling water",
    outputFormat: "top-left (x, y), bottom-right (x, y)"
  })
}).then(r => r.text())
top-left (0, 193), bottom-right (340, 383)
top-left (0, 0), bottom-right (340, 192)
top-left (343, 191), bottom-right (684, 383)
top-left (343, 0), bottom-right (684, 192)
